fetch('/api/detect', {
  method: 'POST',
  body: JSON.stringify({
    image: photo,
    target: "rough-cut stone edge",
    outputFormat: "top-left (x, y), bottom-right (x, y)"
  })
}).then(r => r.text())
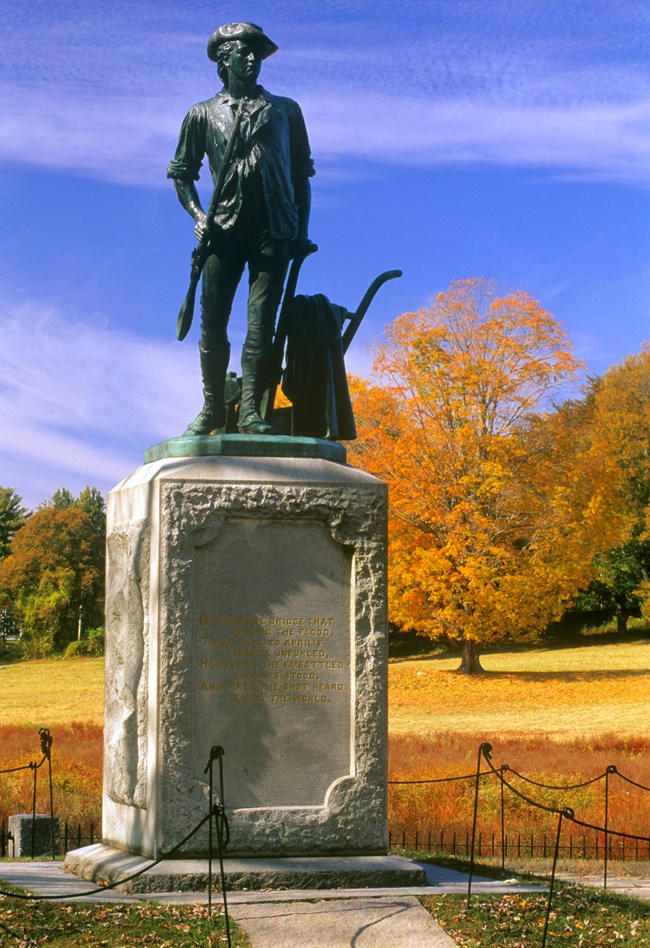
top-left (64, 845), bottom-right (426, 894)
top-left (156, 474), bottom-right (388, 856)
top-left (104, 520), bottom-right (150, 810)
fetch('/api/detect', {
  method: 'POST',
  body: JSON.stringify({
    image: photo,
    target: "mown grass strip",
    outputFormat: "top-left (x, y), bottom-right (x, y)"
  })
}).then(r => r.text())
top-left (389, 639), bottom-right (650, 737)
top-left (0, 890), bottom-right (251, 946)
top-left (420, 885), bottom-right (650, 947)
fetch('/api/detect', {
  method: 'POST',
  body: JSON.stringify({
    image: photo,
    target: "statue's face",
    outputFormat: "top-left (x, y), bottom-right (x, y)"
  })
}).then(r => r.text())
top-left (226, 41), bottom-right (262, 83)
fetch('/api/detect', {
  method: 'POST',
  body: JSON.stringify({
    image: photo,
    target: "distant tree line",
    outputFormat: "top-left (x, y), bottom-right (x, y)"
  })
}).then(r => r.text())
top-left (0, 486), bottom-right (105, 656)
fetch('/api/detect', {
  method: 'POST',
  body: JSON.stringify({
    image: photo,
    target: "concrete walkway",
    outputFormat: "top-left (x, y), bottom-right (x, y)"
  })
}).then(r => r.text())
top-left (0, 860), bottom-right (549, 947)
top-left (227, 896), bottom-right (453, 947)
top-left (557, 871), bottom-right (650, 901)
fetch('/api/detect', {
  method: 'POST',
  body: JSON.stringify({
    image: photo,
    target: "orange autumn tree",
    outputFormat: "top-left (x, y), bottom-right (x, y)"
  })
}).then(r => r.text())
top-left (576, 344), bottom-right (650, 627)
top-left (0, 506), bottom-right (104, 656)
top-left (351, 278), bottom-right (621, 672)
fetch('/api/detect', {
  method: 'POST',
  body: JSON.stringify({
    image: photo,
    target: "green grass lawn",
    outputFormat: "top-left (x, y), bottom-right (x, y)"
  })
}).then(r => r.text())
top-left (2, 636), bottom-right (648, 735)
top-left (0, 889), bottom-right (250, 946)
top-left (407, 852), bottom-right (650, 946)
top-left (421, 884), bottom-right (650, 947)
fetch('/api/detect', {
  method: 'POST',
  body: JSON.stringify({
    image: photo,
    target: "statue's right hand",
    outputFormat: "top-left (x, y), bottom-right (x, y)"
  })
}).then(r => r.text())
top-left (194, 215), bottom-right (208, 241)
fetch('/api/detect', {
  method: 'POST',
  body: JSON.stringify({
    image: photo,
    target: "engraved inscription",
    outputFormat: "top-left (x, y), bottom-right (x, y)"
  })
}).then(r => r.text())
top-left (197, 614), bottom-right (347, 704)
top-left (193, 519), bottom-right (352, 807)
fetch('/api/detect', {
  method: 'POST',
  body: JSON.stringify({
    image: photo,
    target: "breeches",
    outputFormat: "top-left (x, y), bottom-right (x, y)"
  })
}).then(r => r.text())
top-left (200, 225), bottom-right (290, 358)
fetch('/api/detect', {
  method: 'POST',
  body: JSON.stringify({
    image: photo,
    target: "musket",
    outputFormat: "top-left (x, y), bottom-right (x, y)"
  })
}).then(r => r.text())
top-left (263, 240), bottom-right (318, 421)
top-left (176, 98), bottom-right (246, 342)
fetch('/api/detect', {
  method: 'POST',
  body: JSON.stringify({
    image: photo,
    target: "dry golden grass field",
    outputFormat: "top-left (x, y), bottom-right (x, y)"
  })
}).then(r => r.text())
top-left (0, 656), bottom-right (104, 727)
top-left (0, 640), bottom-right (647, 736)
top-left (389, 639), bottom-right (650, 738)
top-left (387, 637), bottom-right (650, 844)
top-left (1, 639), bottom-right (648, 845)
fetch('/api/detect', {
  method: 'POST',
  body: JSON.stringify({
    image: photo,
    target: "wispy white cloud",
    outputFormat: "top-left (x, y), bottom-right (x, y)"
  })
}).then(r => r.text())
top-left (2, 0), bottom-right (646, 510)
top-left (304, 94), bottom-right (650, 182)
top-left (0, 297), bottom-right (375, 509)
top-left (1, 2), bottom-right (648, 187)
top-left (0, 302), bottom-right (200, 507)
top-left (2, 86), bottom-right (647, 189)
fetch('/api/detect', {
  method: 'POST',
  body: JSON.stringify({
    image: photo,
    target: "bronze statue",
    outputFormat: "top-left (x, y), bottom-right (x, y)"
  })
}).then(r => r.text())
top-left (168, 22), bottom-right (315, 435)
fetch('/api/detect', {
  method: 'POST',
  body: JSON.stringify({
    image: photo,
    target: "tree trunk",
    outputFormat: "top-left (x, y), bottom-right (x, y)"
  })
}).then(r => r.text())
top-left (457, 638), bottom-right (485, 674)
top-left (616, 609), bottom-right (628, 635)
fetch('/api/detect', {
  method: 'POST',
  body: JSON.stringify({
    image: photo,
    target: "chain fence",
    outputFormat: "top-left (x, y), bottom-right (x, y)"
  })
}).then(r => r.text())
top-left (390, 741), bottom-right (650, 948)
top-left (3, 730), bottom-right (649, 948)
top-left (0, 734), bottom-right (232, 945)
top-left (388, 751), bottom-right (650, 873)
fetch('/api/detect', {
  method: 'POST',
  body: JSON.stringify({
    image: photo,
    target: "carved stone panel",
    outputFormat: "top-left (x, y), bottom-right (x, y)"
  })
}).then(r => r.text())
top-left (192, 518), bottom-right (352, 806)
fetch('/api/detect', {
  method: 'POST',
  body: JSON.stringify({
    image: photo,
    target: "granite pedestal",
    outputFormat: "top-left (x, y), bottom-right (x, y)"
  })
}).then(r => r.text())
top-left (66, 436), bottom-right (402, 888)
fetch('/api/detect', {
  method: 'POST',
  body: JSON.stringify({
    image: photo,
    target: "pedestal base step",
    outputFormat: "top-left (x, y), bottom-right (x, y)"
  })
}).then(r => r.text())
top-left (64, 845), bottom-right (426, 894)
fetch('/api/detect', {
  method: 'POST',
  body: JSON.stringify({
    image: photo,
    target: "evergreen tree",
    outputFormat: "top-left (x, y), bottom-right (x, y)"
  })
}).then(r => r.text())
top-left (0, 487), bottom-right (28, 559)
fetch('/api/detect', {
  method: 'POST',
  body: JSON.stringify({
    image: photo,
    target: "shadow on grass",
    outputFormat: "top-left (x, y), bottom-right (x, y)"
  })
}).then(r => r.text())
top-left (390, 631), bottom-right (650, 677)
top-left (390, 628), bottom-right (650, 665)
top-left (391, 654), bottom-right (649, 681)
top-left (0, 644), bottom-right (25, 667)
top-left (454, 668), bottom-right (650, 683)
top-left (393, 847), bottom-right (542, 883)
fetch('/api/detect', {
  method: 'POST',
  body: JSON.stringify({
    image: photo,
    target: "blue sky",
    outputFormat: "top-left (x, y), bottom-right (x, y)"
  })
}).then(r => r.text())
top-left (1, 0), bottom-right (649, 508)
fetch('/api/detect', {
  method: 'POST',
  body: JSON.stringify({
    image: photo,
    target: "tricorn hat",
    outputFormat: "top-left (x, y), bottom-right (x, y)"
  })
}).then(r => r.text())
top-left (207, 22), bottom-right (279, 62)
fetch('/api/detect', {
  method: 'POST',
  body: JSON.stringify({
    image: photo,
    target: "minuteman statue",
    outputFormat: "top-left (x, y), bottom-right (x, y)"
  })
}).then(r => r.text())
top-left (167, 22), bottom-right (315, 435)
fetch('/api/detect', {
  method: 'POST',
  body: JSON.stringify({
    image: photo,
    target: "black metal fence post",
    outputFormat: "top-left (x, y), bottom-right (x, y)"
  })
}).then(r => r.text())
top-left (604, 766), bottom-right (614, 891)
top-left (207, 750), bottom-right (214, 916)
top-left (30, 760), bottom-right (38, 859)
top-left (39, 728), bottom-right (55, 859)
top-left (467, 742), bottom-right (491, 908)
top-left (500, 764), bottom-right (506, 869)
top-left (541, 808), bottom-right (570, 948)
top-left (203, 745), bottom-right (231, 947)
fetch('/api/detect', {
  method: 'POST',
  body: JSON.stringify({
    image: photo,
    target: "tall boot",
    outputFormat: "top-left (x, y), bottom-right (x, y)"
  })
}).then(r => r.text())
top-left (184, 341), bottom-right (230, 436)
top-left (238, 347), bottom-right (275, 435)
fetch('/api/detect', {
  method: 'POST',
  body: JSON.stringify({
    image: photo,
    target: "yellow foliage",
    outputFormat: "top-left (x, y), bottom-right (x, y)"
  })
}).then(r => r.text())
top-left (351, 278), bottom-right (626, 650)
